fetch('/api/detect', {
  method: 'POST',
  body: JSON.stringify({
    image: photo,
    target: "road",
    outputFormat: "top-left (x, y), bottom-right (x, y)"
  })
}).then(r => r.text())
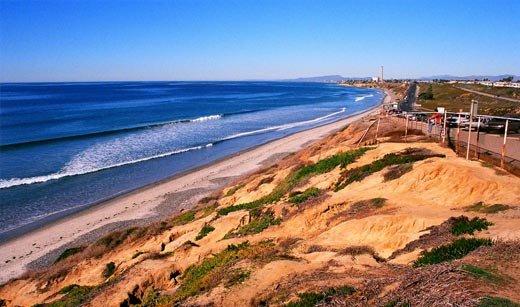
top-left (454, 86), bottom-right (520, 103)
top-left (399, 82), bottom-right (418, 112)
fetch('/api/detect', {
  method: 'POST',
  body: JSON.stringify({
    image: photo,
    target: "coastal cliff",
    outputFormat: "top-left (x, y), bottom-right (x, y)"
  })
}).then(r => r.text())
top-left (1, 113), bottom-right (519, 307)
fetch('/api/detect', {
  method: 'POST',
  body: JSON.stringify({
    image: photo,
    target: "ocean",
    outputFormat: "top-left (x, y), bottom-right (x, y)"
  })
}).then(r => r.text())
top-left (0, 81), bottom-right (382, 241)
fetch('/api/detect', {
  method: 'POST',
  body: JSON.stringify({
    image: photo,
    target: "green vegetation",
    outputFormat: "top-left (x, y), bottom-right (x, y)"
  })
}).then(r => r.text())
top-left (139, 289), bottom-right (162, 307)
top-left (103, 262), bottom-right (116, 278)
top-left (417, 83), bottom-right (518, 115)
top-left (335, 151), bottom-right (444, 191)
top-left (464, 202), bottom-right (511, 214)
top-left (44, 284), bottom-right (96, 307)
top-left (289, 187), bottom-right (321, 204)
top-left (478, 296), bottom-right (520, 307)
top-left (224, 268), bottom-right (251, 287)
top-left (224, 210), bottom-right (281, 238)
top-left (459, 83), bottom-right (520, 100)
top-left (460, 264), bottom-right (504, 284)
top-left (418, 84), bottom-right (434, 100)
top-left (286, 285), bottom-right (356, 307)
top-left (225, 183), bottom-right (245, 197)
top-left (54, 246), bottom-right (85, 264)
top-left (96, 227), bottom-right (143, 249)
top-left (167, 241), bottom-right (289, 303)
top-left (451, 216), bottom-right (493, 235)
top-left (171, 211), bottom-right (196, 226)
top-left (414, 238), bottom-right (492, 267)
top-left (218, 147), bottom-right (372, 216)
top-left (195, 224), bottom-right (215, 240)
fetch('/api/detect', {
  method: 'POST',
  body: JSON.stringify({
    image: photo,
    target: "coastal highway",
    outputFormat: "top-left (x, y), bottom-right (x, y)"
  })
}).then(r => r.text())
top-left (399, 82), bottom-right (418, 111)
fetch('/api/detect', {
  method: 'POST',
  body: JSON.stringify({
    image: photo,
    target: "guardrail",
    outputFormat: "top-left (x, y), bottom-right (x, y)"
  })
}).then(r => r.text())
top-left (389, 110), bottom-right (520, 174)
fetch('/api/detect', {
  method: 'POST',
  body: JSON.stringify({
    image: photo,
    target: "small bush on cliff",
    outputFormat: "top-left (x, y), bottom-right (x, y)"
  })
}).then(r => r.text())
top-left (464, 202), bottom-right (511, 214)
top-left (54, 246), bottom-right (85, 264)
top-left (460, 264), bottom-right (504, 284)
top-left (451, 216), bottom-right (492, 235)
top-left (414, 238), bottom-right (492, 267)
top-left (286, 285), bottom-right (356, 307)
top-left (43, 284), bottom-right (96, 307)
top-left (168, 241), bottom-right (292, 303)
top-left (225, 183), bottom-right (245, 197)
top-left (224, 210), bottom-right (281, 238)
top-left (103, 262), bottom-right (116, 278)
top-left (195, 224), bottom-right (215, 240)
top-left (478, 296), bottom-right (520, 307)
top-left (289, 187), bottom-right (321, 204)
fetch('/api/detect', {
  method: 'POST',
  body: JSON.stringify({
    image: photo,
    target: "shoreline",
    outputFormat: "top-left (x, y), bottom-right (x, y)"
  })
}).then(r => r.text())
top-left (0, 92), bottom-right (388, 283)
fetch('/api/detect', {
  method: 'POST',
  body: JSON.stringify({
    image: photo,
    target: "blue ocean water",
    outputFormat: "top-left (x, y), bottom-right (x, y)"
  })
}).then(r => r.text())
top-left (0, 81), bottom-right (382, 241)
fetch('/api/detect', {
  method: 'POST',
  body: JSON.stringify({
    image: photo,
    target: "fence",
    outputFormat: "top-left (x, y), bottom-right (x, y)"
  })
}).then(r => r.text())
top-left (389, 111), bottom-right (520, 175)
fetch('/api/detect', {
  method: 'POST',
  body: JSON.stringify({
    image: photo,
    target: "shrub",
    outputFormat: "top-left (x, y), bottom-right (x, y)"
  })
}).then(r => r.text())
top-left (171, 211), bottom-right (196, 226)
top-left (224, 268), bottom-right (251, 287)
top-left (289, 187), bottom-right (321, 204)
top-left (218, 148), bottom-right (371, 216)
top-left (103, 262), bottom-right (116, 278)
top-left (478, 296), bottom-right (519, 307)
top-left (46, 284), bottom-right (95, 307)
top-left (169, 241), bottom-right (286, 303)
top-left (195, 224), bottom-right (215, 240)
top-left (96, 228), bottom-right (141, 249)
top-left (225, 183), bottom-right (245, 197)
top-left (460, 264), bottom-right (504, 284)
top-left (451, 216), bottom-right (492, 235)
top-left (335, 151), bottom-right (445, 191)
top-left (414, 238), bottom-right (492, 267)
top-left (464, 202), bottom-right (511, 214)
top-left (286, 285), bottom-right (356, 307)
top-left (224, 210), bottom-right (281, 238)
top-left (54, 246), bottom-right (85, 264)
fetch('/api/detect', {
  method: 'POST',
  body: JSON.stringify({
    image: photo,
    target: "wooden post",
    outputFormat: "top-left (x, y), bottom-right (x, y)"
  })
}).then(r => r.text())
top-left (501, 119), bottom-right (509, 168)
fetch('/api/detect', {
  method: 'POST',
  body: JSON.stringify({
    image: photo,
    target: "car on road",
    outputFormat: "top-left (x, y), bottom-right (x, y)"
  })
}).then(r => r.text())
top-left (482, 118), bottom-right (520, 134)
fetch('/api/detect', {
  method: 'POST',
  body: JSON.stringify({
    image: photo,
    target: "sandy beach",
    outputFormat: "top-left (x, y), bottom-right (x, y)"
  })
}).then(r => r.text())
top-left (0, 94), bottom-right (387, 284)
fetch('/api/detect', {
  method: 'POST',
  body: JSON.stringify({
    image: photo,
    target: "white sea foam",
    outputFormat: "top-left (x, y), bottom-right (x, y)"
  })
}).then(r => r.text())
top-left (190, 114), bottom-right (222, 122)
top-left (355, 94), bottom-right (374, 102)
top-left (0, 107), bottom-right (346, 189)
top-left (0, 144), bottom-right (212, 189)
top-left (221, 108), bottom-right (346, 141)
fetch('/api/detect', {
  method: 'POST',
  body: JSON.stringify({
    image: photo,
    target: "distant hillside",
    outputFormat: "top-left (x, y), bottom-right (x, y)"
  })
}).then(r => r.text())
top-left (419, 74), bottom-right (519, 82)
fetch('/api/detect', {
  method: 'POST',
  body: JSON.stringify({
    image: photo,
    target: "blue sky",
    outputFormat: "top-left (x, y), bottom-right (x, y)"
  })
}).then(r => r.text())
top-left (1, 0), bottom-right (519, 82)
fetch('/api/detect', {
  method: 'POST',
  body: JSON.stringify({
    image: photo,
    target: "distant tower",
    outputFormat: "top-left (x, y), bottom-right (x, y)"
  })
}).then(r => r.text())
top-left (380, 66), bottom-right (384, 83)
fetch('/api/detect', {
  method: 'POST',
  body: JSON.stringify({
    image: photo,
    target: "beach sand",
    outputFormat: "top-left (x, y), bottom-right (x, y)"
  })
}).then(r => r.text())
top-left (0, 94), bottom-right (388, 284)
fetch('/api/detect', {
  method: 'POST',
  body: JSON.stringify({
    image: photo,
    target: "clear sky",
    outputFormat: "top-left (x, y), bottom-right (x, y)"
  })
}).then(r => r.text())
top-left (1, 0), bottom-right (519, 82)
